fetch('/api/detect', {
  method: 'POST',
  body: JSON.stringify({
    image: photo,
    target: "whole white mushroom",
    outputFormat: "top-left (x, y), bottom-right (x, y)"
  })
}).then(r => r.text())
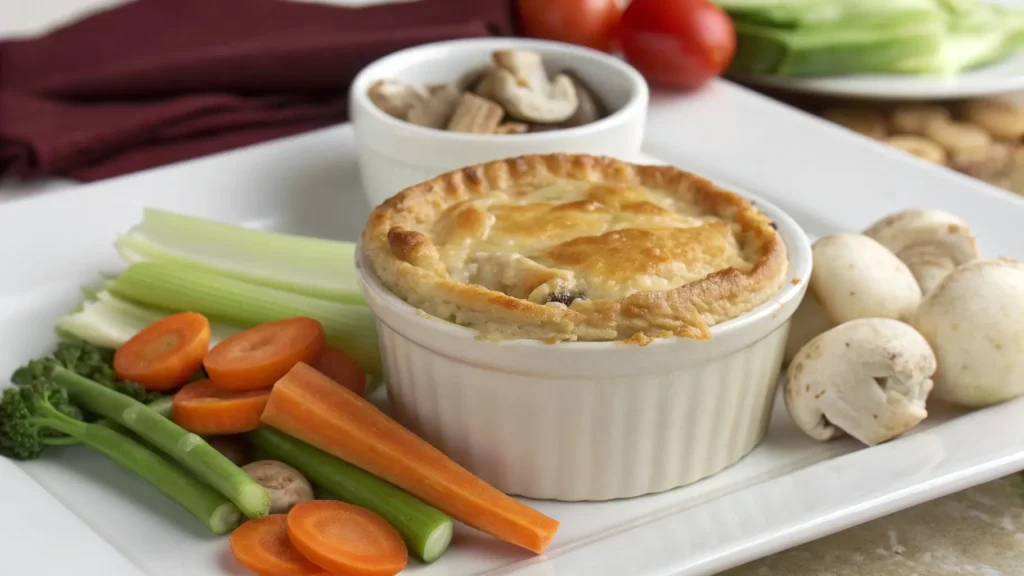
top-left (785, 318), bottom-right (936, 446)
top-left (864, 209), bottom-right (979, 295)
top-left (910, 258), bottom-right (1024, 407)
top-left (784, 233), bottom-right (922, 364)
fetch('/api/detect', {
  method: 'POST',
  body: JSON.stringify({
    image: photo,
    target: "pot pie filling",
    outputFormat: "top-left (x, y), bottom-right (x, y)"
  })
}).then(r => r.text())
top-left (362, 155), bottom-right (788, 343)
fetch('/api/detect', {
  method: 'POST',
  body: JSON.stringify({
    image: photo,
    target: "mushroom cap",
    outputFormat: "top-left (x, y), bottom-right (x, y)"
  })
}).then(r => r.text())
top-left (811, 233), bottom-right (922, 324)
top-left (784, 318), bottom-right (936, 446)
top-left (909, 258), bottom-right (1024, 407)
top-left (864, 209), bottom-right (979, 295)
top-left (925, 121), bottom-right (992, 153)
top-left (242, 460), bottom-right (314, 514)
top-left (783, 233), bottom-right (922, 365)
top-left (822, 107), bottom-right (888, 140)
top-left (961, 98), bottom-right (1024, 141)
top-left (889, 104), bottom-right (951, 135)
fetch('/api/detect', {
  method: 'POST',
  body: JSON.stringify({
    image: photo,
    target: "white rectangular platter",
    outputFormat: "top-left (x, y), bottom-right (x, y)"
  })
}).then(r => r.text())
top-left (2, 80), bottom-right (1024, 576)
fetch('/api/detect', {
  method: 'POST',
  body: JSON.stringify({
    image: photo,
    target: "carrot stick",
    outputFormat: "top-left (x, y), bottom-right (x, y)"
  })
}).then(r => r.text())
top-left (229, 515), bottom-right (322, 576)
top-left (261, 363), bottom-right (560, 554)
top-left (287, 500), bottom-right (407, 576)
top-left (172, 379), bottom-right (270, 436)
top-left (204, 317), bottom-right (325, 391)
top-left (114, 312), bottom-right (210, 391)
top-left (314, 345), bottom-right (366, 396)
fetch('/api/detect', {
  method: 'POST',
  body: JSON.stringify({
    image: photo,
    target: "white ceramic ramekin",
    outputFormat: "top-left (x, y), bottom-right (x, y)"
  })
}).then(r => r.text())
top-left (349, 38), bottom-right (649, 208)
top-left (356, 192), bottom-right (811, 502)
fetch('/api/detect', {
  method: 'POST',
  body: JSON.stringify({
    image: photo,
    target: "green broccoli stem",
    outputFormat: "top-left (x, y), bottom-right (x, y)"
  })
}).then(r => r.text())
top-left (37, 404), bottom-right (241, 534)
top-left (53, 367), bottom-right (270, 519)
top-left (44, 396), bottom-right (174, 446)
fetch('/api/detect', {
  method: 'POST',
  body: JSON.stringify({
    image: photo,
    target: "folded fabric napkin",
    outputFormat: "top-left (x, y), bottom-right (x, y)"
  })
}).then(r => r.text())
top-left (0, 0), bottom-right (514, 181)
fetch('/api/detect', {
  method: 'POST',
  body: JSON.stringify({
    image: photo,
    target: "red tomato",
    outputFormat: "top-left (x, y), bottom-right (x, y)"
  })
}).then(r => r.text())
top-left (618, 0), bottom-right (736, 90)
top-left (518, 0), bottom-right (623, 52)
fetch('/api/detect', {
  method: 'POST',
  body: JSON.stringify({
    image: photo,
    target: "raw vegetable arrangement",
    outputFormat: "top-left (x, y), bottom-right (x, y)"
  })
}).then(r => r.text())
top-left (719, 0), bottom-right (1024, 77)
top-left (518, 0), bottom-right (737, 89)
top-left (516, 0), bottom-right (1024, 87)
top-left (0, 208), bottom-right (559, 575)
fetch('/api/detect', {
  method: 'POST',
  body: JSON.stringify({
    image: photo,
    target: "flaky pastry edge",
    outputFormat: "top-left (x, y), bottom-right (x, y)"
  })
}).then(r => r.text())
top-left (361, 154), bottom-right (788, 343)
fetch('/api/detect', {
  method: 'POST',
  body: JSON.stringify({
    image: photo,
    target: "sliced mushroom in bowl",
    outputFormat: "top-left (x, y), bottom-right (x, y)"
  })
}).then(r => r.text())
top-left (349, 38), bottom-right (648, 207)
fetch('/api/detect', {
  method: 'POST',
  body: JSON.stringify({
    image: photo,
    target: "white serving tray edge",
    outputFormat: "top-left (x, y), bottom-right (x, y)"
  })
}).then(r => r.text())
top-left (2, 81), bottom-right (1024, 576)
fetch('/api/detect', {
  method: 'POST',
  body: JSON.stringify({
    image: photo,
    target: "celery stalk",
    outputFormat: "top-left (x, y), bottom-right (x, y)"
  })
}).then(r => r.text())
top-left (116, 209), bottom-right (365, 305)
top-left (109, 262), bottom-right (381, 376)
top-left (57, 291), bottom-right (240, 349)
top-left (895, 3), bottom-right (1024, 73)
top-left (718, 0), bottom-right (948, 29)
top-left (730, 18), bottom-right (945, 77)
top-left (248, 428), bottom-right (454, 563)
top-left (723, 0), bottom-right (1024, 77)
top-left (57, 291), bottom-right (168, 349)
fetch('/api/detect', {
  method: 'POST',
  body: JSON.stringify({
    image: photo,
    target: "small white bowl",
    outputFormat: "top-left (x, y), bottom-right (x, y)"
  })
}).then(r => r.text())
top-left (356, 186), bottom-right (813, 502)
top-left (349, 38), bottom-right (649, 208)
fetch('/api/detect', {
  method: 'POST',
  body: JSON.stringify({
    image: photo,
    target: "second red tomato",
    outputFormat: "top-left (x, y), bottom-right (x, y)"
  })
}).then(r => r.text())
top-left (618, 0), bottom-right (736, 90)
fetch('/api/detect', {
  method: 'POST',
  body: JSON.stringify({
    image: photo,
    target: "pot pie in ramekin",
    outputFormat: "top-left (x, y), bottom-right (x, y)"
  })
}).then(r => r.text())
top-left (362, 154), bottom-right (789, 344)
top-left (357, 154), bottom-right (811, 501)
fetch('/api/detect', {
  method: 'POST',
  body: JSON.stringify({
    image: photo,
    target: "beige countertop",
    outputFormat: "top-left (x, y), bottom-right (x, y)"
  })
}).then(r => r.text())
top-left (725, 474), bottom-right (1024, 575)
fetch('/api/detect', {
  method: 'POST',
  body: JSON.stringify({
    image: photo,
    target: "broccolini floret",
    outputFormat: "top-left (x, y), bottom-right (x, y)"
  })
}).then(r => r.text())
top-left (0, 377), bottom-right (242, 533)
top-left (0, 384), bottom-right (82, 459)
top-left (12, 339), bottom-right (160, 404)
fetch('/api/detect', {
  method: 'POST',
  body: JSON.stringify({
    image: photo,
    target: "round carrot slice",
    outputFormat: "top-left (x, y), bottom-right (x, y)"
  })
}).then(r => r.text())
top-left (287, 500), bottom-right (408, 576)
top-left (114, 312), bottom-right (211, 391)
top-left (204, 318), bottom-right (325, 391)
top-left (314, 345), bottom-right (366, 396)
top-left (229, 515), bottom-right (322, 576)
top-left (172, 379), bottom-right (270, 436)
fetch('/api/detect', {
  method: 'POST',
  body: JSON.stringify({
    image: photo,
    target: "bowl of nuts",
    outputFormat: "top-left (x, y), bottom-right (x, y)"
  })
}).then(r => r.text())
top-left (349, 37), bottom-right (649, 207)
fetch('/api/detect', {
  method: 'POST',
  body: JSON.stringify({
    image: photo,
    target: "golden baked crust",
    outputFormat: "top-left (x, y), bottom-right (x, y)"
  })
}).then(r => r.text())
top-left (362, 154), bottom-right (788, 343)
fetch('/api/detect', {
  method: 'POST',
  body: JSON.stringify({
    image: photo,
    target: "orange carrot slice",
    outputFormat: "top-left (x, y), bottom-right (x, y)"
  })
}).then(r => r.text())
top-left (314, 346), bottom-right (366, 396)
top-left (172, 379), bottom-right (270, 436)
top-left (261, 363), bottom-right (560, 554)
top-left (204, 317), bottom-right (325, 391)
top-left (229, 515), bottom-right (322, 576)
top-left (114, 312), bottom-right (210, 391)
top-left (287, 500), bottom-right (407, 576)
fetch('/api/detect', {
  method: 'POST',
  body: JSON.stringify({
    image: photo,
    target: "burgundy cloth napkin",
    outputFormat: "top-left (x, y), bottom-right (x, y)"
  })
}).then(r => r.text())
top-left (0, 0), bottom-right (515, 181)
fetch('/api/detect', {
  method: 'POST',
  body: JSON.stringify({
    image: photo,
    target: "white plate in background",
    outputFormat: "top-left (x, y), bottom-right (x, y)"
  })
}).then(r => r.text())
top-left (2, 82), bottom-right (1024, 575)
top-left (734, 52), bottom-right (1024, 101)
top-left (731, 0), bottom-right (1024, 101)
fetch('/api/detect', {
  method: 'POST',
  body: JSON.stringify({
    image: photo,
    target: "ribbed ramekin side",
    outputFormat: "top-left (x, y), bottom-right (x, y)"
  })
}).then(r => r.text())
top-left (379, 320), bottom-right (789, 501)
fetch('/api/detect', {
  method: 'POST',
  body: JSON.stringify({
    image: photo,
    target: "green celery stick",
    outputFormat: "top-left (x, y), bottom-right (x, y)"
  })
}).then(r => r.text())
top-left (109, 262), bottom-right (380, 376)
top-left (57, 290), bottom-right (240, 350)
top-left (116, 208), bottom-right (365, 305)
top-left (730, 18), bottom-right (945, 76)
top-left (248, 428), bottom-right (454, 563)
